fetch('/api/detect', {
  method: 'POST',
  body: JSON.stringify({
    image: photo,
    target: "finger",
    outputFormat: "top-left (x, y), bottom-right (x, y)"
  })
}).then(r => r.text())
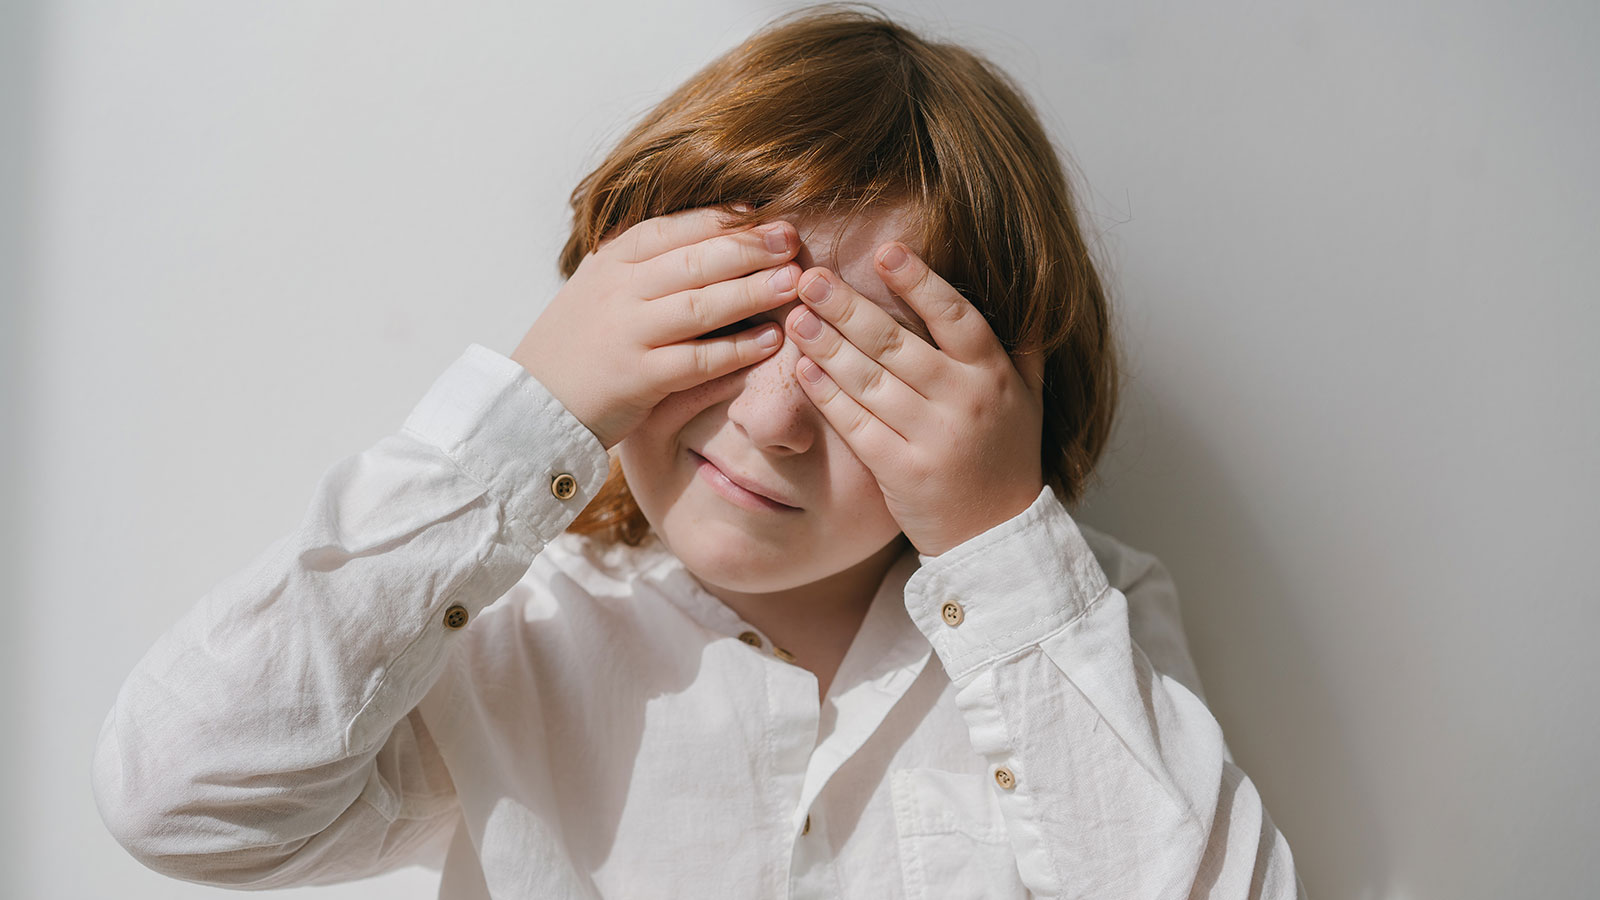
top-left (642, 322), bottom-right (785, 393)
top-left (645, 261), bottom-right (798, 345)
top-left (875, 243), bottom-right (1003, 364)
top-left (611, 204), bottom-right (749, 263)
top-left (642, 219), bottom-right (798, 298)
top-left (793, 355), bottom-right (907, 465)
top-left (785, 303), bottom-right (926, 438)
top-left (793, 267), bottom-right (945, 396)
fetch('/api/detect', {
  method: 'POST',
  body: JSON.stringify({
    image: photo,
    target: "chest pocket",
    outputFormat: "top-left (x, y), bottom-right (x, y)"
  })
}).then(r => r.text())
top-left (889, 767), bottom-right (1030, 900)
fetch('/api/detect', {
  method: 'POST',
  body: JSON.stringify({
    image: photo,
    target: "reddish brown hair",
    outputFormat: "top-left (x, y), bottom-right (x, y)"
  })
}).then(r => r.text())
top-left (563, 3), bottom-right (1121, 546)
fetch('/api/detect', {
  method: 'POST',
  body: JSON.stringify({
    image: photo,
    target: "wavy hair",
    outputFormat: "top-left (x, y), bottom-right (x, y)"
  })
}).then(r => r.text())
top-left (562, 3), bottom-right (1121, 546)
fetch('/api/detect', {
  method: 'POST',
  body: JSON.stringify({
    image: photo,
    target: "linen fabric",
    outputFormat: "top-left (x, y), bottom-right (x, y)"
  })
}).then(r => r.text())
top-left (93, 343), bottom-right (1304, 899)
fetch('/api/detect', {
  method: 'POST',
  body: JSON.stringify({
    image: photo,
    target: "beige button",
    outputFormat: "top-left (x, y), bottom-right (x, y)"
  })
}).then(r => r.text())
top-left (550, 472), bottom-right (578, 500)
top-left (940, 601), bottom-right (965, 627)
top-left (994, 766), bottom-right (1016, 791)
top-left (802, 814), bottom-right (811, 835)
top-left (443, 604), bottom-right (469, 630)
top-left (773, 646), bottom-right (797, 664)
top-left (738, 631), bottom-right (763, 648)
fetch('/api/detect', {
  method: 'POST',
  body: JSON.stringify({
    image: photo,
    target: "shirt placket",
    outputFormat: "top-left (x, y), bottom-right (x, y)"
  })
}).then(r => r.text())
top-left (785, 552), bottom-right (934, 898)
top-left (761, 643), bottom-right (823, 897)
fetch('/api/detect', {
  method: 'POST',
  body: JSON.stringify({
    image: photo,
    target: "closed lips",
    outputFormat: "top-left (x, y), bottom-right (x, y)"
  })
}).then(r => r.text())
top-left (691, 450), bottom-right (799, 509)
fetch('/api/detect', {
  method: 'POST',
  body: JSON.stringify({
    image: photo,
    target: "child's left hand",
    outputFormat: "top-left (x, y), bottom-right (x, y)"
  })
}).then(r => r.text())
top-left (784, 243), bottom-right (1047, 558)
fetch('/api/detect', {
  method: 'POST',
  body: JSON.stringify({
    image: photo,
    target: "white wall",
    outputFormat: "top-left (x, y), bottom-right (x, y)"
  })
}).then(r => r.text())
top-left (9, 2), bottom-right (1596, 898)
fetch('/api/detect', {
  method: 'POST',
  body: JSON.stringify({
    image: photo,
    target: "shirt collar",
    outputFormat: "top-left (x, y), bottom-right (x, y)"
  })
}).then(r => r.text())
top-left (828, 546), bottom-right (934, 697)
top-left (624, 532), bottom-right (933, 690)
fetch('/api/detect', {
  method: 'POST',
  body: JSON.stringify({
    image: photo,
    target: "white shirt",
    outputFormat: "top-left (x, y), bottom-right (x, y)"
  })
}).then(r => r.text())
top-left (92, 343), bottom-right (1304, 899)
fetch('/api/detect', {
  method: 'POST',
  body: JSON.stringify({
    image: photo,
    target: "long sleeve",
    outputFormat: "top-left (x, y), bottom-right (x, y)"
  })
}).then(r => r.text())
top-left (91, 343), bottom-right (610, 889)
top-left (901, 485), bottom-right (1305, 900)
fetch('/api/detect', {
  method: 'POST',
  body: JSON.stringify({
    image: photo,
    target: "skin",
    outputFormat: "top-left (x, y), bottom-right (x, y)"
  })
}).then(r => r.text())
top-left (617, 203), bottom-right (1046, 702)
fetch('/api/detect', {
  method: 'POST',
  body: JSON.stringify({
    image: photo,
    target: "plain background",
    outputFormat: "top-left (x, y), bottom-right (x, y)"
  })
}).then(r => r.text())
top-left (5, 1), bottom-right (1596, 898)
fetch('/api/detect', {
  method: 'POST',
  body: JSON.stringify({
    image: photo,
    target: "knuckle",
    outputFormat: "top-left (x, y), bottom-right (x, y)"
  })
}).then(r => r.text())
top-left (743, 272), bottom-right (766, 309)
top-left (736, 229), bottom-right (770, 269)
top-left (830, 295), bottom-right (856, 329)
top-left (742, 337), bottom-right (770, 368)
top-left (710, 341), bottom-right (740, 378)
top-left (680, 245), bottom-right (705, 285)
top-left (903, 263), bottom-right (933, 295)
top-left (848, 407), bottom-right (872, 436)
top-left (681, 287), bottom-right (707, 329)
top-left (691, 340), bottom-right (714, 375)
top-left (806, 332), bottom-right (835, 362)
top-left (861, 363), bottom-right (886, 395)
top-left (960, 393), bottom-right (987, 424)
top-left (882, 329), bottom-right (907, 361)
top-left (940, 293), bottom-right (971, 326)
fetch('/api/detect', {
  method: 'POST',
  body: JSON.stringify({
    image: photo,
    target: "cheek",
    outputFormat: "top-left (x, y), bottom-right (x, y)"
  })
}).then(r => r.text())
top-left (822, 426), bottom-right (875, 484)
top-left (632, 382), bottom-right (720, 444)
top-left (823, 435), bottom-right (895, 517)
top-left (835, 454), bottom-right (881, 499)
top-left (617, 385), bottom-right (724, 507)
top-left (660, 378), bottom-right (726, 416)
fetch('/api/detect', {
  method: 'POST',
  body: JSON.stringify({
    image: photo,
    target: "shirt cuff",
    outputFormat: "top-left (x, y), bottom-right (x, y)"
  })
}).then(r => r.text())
top-left (902, 484), bottom-right (1112, 684)
top-left (400, 343), bottom-right (610, 549)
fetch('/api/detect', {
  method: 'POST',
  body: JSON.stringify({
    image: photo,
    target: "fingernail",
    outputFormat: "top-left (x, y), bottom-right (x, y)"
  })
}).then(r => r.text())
top-left (793, 308), bottom-right (822, 340)
top-left (801, 275), bottom-right (832, 304)
top-left (799, 357), bottom-right (823, 383)
top-left (767, 264), bottom-right (796, 292)
top-left (879, 245), bottom-right (908, 271)
top-left (757, 325), bottom-right (781, 349)
top-left (762, 223), bottom-right (791, 253)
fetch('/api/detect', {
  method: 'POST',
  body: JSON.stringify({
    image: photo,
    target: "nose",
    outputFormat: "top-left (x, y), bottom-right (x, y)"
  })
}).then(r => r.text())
top-left (724, 313), bottom-right (822, 455)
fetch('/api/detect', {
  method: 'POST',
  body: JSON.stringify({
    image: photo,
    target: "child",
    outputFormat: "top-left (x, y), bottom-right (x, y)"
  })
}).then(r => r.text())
top-left (93, 5), bottom-right (1303, 897)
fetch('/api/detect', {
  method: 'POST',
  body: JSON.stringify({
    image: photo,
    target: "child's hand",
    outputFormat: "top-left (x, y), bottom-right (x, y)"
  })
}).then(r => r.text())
top-left (513, 206), bottom-right (802, 450)
top-left (784, 244), bottom-right (1047, 558)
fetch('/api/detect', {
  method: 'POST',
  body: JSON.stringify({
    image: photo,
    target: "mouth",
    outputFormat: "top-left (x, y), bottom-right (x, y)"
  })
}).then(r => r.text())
top-left (689, 450), bottom-right (801, 513)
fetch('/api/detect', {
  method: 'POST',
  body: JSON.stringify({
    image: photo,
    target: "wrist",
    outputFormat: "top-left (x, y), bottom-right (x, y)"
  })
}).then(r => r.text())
top-left (912, 481), bottom-right (1046, 558)
top-left (510, 332), bottom-right (613, 449)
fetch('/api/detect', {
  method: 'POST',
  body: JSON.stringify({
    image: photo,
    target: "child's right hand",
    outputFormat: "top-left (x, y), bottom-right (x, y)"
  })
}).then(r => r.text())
top-left (511, 205), bottom-right (801, 450)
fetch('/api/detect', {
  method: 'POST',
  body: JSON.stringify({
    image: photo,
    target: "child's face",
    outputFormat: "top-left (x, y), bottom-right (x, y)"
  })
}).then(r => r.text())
top-left (616, 203), bottom-right (932, 594)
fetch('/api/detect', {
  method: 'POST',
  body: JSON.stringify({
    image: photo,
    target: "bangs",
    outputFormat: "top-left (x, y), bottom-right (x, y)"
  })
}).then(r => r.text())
top-left (571, 7), bottom-right (945, 275)
top-left (562, 4), bottom-right (1121, 545)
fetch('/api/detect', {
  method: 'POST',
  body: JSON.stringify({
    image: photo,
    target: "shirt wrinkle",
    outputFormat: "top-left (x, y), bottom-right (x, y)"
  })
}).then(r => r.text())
top-left (91, 343), bottom-right (1303, 900)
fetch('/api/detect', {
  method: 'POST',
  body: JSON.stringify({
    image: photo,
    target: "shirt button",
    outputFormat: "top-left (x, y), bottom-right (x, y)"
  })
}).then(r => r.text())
top-left (738, 631), bottom-right (763, 648)
top-left (443, 604), bottom-right (469, 630)
top-left (940, 601), bottom-right (965, 627)
top-left (550, 472), bottom-right (578, 500)
top-left (994, 766), bottom-right (1016, 791)
top-left (773, 646), bottom-right (798, 664)
top-left (802, 814), bottom-right (811, 835)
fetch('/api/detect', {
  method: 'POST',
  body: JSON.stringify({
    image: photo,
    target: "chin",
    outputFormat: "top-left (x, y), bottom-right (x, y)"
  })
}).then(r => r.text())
top-left (669, 530), bottom-right (816, 594)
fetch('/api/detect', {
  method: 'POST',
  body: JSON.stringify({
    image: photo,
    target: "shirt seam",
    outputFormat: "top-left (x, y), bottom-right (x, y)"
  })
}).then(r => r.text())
top-left (1032, 584), bottom-right (1210, 836)
top-left (399, 422), bottom-right (544, 548)
top-left (353, 786), bottom-right (460, 824)
top-left (340, 548), bottom-right (494, 757)
top-left (986, 656), bottom-right (1065, 891)
top-left (943, 579), bottom-right (1111, 682)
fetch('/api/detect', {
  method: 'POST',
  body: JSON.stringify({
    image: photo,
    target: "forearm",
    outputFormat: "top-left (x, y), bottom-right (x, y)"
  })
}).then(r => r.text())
top-left (905, 486), bottom-right (1302, 899)
top-left (92, 344), bottom-right (608, 885)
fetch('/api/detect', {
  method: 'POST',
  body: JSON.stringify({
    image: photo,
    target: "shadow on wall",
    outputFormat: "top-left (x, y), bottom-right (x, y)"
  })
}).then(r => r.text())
top-left (1078, 381), bottom-right (1389, 899)
top-left (0, 0), bottom-right (42, 896)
